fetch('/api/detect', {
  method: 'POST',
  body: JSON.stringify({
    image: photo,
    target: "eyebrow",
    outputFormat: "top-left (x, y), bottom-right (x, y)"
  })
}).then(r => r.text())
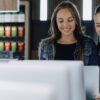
top-left (96, 23), bottom-right (100, 24)
top-left (57, 16), bottom-right (74, 19)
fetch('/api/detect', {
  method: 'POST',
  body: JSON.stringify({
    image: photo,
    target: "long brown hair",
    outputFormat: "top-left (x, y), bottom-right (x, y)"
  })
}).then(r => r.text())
top-left (49, 1), bottom-right (84, 45)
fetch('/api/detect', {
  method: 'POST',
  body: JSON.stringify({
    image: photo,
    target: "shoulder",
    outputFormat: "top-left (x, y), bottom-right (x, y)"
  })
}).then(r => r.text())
top-left (39, 37), bottom-right (54, 49)
top-left (83, 35), bottom-right (95, 43)
top-left (83, 35), bottom-right (96, 47)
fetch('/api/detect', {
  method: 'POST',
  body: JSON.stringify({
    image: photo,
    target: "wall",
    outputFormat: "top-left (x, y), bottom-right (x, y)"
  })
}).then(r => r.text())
top-left (31, 0), bottom-right (82, 20)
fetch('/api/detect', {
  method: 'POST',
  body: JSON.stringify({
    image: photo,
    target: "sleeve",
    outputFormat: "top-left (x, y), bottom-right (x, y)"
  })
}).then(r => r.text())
top-left (38, 40), bottom-right (46, 60)
top-left (89, 40), bottom-right (99, 65)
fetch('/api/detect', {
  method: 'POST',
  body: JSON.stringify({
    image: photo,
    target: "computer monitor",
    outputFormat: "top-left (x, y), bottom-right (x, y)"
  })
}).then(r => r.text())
top-left (0, 60), bottom-right (85, 100)
top-left (84, 66), bottom-right (99, 100)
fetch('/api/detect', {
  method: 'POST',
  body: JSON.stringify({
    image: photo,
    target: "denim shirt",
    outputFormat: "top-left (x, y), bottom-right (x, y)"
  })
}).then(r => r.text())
top-left (83, 37), bottom-right (98, 65)
top-left (38, 36), bottom-right (98, 65)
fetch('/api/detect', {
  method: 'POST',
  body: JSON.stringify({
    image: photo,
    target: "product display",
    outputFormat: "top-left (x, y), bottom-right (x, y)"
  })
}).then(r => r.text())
top-left (0, 42), bottom-right (4, 51)
top-left (5, 26), bottom-right (11, 38)
top-left (11, 42), bottom-right (17, 52)
top-left (0, 26), bottom-right (4, 37)
top-left (5, 41), bottom-right (11, 51)
top-left (18, 26), bottom-right (24, 37)
top-left (11, 26), bottom-right (17, 37)
top-left (18, 42), bottom-right (24, 53)
top-left (0, 1), bottom-right (29, 59)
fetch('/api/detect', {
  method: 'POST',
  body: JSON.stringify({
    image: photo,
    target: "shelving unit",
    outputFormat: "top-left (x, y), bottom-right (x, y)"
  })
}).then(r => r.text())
top-left (0, 1), bottom-right (30, 59)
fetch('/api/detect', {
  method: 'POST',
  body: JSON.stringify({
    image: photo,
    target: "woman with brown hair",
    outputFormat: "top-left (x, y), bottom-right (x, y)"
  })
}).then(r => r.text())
top-left (38, 1), bottom-right (98, 65)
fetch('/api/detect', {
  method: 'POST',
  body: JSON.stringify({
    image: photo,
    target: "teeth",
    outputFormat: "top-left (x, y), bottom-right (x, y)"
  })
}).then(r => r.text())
top-left (64, 29), bottom-right (70, 31)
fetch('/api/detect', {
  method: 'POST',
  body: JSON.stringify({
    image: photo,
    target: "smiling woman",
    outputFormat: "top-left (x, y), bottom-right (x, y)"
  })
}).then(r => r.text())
top-left (38, 1), bottom-right (98, 66)
top-left (94, 5), bottom-right (100, 66)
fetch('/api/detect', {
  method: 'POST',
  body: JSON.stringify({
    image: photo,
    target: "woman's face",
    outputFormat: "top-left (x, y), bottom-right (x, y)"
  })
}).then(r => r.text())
top-left (94, 13), bottom-right (100, 36)
top-left (56, 8), bottom-right (76, 37)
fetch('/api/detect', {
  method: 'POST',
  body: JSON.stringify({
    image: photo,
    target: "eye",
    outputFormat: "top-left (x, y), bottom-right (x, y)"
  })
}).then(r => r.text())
top-left (96, 25), bottom-right (100, 27)
top-left (68, 18), bottom-right (74, 22)
top-left (58, 20), bottom-right (63, 23)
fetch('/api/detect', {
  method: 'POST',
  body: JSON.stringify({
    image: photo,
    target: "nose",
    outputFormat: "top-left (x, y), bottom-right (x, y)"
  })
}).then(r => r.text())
top-left (63, 21), bottom-right (69, 27)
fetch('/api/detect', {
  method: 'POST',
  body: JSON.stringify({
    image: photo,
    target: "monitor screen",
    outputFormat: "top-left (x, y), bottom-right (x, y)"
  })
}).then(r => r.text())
top-left (0, 60), bottom-right (85, 100)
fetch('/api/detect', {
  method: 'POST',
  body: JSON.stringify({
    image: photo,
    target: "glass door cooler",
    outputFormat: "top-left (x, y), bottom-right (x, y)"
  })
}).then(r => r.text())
top-left (0, 1), bottom-right (30, 60)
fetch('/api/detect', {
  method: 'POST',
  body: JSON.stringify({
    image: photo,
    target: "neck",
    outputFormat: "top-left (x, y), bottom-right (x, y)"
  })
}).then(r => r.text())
top-left (58, 35), bottom-right (77, 44)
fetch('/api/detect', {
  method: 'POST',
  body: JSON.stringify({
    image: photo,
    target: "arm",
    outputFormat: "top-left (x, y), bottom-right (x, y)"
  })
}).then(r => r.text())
top-left (89, 40), bottom-right (99, 65)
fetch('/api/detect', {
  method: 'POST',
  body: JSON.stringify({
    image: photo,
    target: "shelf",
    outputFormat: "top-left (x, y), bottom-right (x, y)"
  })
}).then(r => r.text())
top-left (0, 1), bottom-right (30, 59)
